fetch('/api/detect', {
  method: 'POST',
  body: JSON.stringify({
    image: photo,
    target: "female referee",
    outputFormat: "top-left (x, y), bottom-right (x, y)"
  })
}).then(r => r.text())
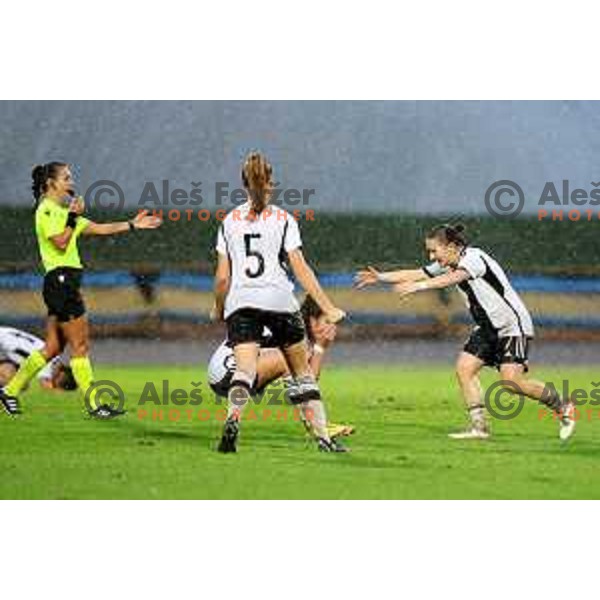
top-left (213, 151), bottom-right (346, 452)
top-left (355, 223), bottom-right (576, 441)
top-left (0, 162), bottom-right (161, 418)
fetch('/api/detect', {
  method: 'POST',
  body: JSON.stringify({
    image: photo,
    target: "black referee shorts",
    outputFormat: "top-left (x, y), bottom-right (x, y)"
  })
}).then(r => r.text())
top-left (463, 327), bottom-right (531, 372)
top-left (42, 267), bottom-right (86, 322)
top-left (226, 308), bottom-right (306, 349)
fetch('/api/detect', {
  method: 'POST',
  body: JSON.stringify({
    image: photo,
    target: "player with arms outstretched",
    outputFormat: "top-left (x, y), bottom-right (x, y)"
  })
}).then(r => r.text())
top-left (355, 223), bottom-right (576, 441)
top-left (213, 151), bottom-right (346, 453)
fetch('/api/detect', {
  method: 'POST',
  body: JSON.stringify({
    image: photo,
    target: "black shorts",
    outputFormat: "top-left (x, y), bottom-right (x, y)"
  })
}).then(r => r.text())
top-left (42, 267), bottom-right (85, 322)
top-left (463, 327), bottom-right (531, 372)
top-left (226, 308), bottom-right (305, 349)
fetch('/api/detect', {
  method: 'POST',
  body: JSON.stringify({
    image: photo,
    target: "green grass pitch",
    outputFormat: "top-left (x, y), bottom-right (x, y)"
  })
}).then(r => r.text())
top-left (1, 364), bottom-right (599, 499)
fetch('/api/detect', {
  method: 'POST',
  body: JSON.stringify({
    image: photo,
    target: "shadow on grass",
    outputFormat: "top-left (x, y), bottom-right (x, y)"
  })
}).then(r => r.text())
top-left (123, 419), bottom-right (213, 445)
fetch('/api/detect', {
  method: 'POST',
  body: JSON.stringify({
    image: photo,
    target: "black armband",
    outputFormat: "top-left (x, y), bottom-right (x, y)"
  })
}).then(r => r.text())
top-left (66, 212), bottom-right (79, 229)
top-left (128, 220), bottom-right (136, 232)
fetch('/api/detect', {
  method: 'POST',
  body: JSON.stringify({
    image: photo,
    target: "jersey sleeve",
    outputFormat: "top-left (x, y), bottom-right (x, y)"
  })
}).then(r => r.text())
top-left (458, 250), bottom-right (486, 279)
top-left (37, 206), bottom-right (90, 239)
top-left (422, 262), bottom-right (448, 277)
top-left (284, 216), bottom-right (302, 252)
top-left (75, 216), bottom-right (91, 235)
top-left (216, 225), bottom-right (227, 255)
top-left (37, 204), bottom-right (67, 239)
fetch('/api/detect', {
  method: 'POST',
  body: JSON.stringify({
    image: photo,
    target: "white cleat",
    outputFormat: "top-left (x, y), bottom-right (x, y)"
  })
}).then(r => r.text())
top-left (448, 427), bottom-right (490, 440)
top-left (559, 401), bottom-right (576, 441)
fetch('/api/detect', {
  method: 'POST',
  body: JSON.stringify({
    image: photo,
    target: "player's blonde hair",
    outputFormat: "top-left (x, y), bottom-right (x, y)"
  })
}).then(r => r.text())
top-left (241, 151), bottom-right (273, 213)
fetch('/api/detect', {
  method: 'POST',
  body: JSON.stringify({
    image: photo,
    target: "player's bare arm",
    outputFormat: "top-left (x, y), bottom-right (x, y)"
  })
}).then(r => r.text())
top-left (212, 252), bottom-right (231, 322)
top-left (287, 248), bottom-right (345, 324)
top-left (308, 320), bottom-right (336, 378)
top-left (394, 268), bottom-right (470, 297)
top-left (354, 266), bottom-right (427, 288)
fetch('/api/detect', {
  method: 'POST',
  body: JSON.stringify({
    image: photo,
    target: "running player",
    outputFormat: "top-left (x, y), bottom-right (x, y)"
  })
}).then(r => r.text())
top-left (355, 223), bottom-right (576, 441)
top-left (0, 162), bottom-right (161, 418)
top-left (213, 151), bottom-right (346, 452)
top-left (0, 326), bottom-right (76, 391)
top-left (208, 295), bottom-right (354, 439)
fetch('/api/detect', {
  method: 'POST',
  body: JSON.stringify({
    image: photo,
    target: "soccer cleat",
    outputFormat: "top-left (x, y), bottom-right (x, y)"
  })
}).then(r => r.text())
top-left (88, 404), bottom-right (127, 419)
top-left (317, 437), bottom-right (348, 452)
top-left (218, 417), bottom-right (239, 453)
top-left (0, 387), bottom-right (21, 416)
top-left (559, 401), bottom-right (576, 441)
top-left (327, 423), bottom-right (355, 439)
top-left (448, 427), bottom-right (490, 440)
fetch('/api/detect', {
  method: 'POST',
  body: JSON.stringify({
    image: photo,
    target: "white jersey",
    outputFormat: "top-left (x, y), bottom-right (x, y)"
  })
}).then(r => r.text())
top-left (423, 247), bottom-right (534, 338)
top-left (0, 327), bottom-right (63, 380)
top-left (216, 202), bottom-right (302, 319)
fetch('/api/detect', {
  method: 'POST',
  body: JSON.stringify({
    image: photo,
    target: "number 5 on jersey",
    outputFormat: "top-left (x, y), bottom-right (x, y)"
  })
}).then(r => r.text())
top-left (244, 233), bottom-right (265, 278)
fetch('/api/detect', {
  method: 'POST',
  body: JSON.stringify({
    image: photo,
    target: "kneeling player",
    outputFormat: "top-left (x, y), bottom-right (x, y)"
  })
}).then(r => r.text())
top-left (0, 326), bottom-right (77, 402)
top-left (208, 295), bottom-right (354, 439)
top-left (355, 223), bottom-right (576, 441)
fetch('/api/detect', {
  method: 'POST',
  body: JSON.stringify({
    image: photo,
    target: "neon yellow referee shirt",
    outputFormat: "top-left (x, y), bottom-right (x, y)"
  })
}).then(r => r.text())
top-left (35, 197), bottom-right (90, 273)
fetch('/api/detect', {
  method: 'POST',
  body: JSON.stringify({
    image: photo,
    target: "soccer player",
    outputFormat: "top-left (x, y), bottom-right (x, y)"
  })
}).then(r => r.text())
top-left (0, 326), bottom-right (77, 391)
top-left (208, 294), bottom-right (355, 439)
top-left (355, 223), bottom-right (576, 441)
top-left (213, 151), bottom-right (346, 453)
top-left (0, 162), bottom-right (161, 418)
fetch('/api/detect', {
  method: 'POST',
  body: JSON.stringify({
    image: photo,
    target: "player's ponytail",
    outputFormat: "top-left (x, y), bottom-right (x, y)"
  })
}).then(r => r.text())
top-left (427, 223), bottom-right (468, 247)
top-left (31, 162), bottom-right (67, 207)
top-left (241, 151), bottom-right (273, 214)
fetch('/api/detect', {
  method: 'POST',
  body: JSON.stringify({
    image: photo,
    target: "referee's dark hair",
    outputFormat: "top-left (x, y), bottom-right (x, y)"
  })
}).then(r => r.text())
top-left (31, 162), bottom-right (67, 205)
top-left (426, 223), bottom-right (468, 247)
